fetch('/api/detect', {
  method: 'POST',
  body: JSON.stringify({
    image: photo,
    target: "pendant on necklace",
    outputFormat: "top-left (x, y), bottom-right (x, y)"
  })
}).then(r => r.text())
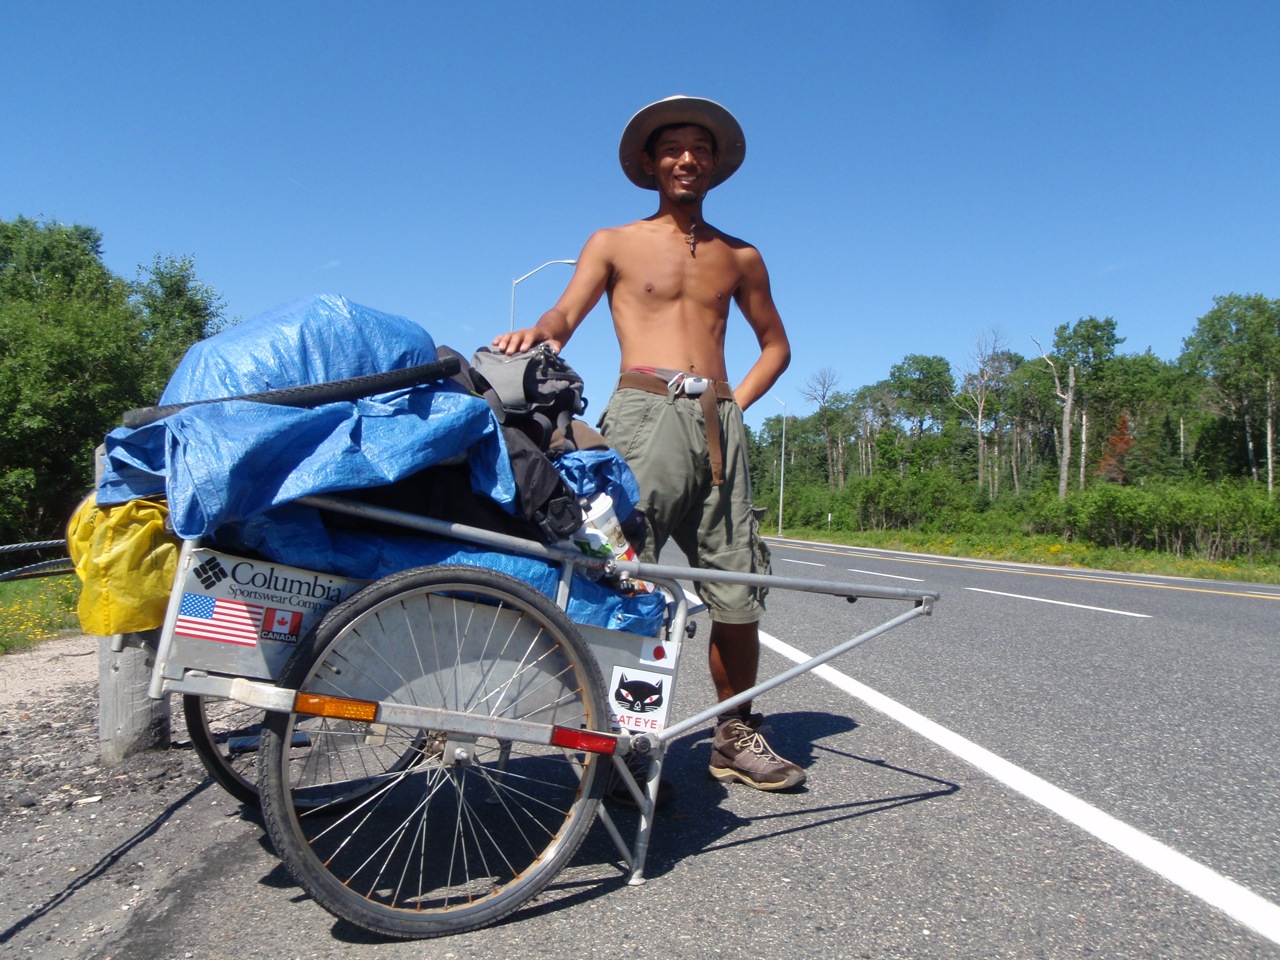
top-left (686, 223), bottom-right (698, 255)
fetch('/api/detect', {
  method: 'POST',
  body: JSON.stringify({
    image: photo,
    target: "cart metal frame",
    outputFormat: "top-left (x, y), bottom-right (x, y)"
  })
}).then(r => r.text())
top-left (144, 491), bottom-right (937, 895)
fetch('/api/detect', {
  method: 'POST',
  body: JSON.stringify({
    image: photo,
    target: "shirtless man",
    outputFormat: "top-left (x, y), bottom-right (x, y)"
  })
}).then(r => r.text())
top-left (493, 95), bottom-right (803, 791)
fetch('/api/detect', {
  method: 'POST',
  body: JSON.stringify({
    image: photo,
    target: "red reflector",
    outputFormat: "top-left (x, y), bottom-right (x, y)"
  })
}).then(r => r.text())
top-left (550, 726), bottom-right (618, 754)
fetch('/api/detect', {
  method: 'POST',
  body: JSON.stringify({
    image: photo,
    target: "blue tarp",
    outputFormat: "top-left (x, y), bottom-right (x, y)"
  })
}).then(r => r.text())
top-left (96, 294), bottom-right (664, 635)
top-left (99, 386), bottom-right (509, 538)
top-left (216, 503), bottom-right (662, 635)
top-left (100, 294), bottom-right (517, 524)
top-left (161, 294), bottom-right (442, 402)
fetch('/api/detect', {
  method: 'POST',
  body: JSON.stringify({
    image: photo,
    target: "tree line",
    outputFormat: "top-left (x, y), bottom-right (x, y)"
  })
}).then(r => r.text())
top-left (749, 296), bottom-right (1280, 562)
top-left (0, 216), bottom-right (225, 543)
top-left (5, 214), bottom-right (1277, 564)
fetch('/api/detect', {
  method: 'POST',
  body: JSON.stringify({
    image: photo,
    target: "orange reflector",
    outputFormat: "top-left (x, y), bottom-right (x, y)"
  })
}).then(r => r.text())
top-left (293, 692), bottom-right (378, 722)
top-left (550, 726), bottom-right (619, 754)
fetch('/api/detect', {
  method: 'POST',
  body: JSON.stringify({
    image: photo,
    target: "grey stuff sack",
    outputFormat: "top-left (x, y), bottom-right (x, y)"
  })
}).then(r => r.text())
top-left (470, 344), bottom-right (587, 448)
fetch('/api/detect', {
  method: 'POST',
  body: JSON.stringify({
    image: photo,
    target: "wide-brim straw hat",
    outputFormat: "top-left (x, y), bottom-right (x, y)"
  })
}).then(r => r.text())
top-left (618, 95), bottom-right (746, 191)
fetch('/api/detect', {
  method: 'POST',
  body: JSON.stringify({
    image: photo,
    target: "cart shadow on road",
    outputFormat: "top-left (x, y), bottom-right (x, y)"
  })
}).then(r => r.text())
top-left (243, 710), bottom-right (962, 945)
top-left (0, 777), bottom-right (214, 946)
top-left (401, 709), bottom-right (965, 940)
top-left (634, 710), bottom-right (961, 877)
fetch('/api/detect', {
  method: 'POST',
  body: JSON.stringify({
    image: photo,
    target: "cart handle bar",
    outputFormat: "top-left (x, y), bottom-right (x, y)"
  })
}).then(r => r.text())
top-left (299, 495), bottom-right (939, 608)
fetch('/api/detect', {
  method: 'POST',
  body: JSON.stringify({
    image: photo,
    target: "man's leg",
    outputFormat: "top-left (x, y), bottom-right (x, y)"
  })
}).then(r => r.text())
top-left (707, 619), bottom-right (806, 791)
top-left (708, 619), bottom-right (759, 706)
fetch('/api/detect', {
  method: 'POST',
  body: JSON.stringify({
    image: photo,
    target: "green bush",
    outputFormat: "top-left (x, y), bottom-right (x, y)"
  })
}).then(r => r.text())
top-left (1063, 481), bottom-right (1280, 560)
top-left (771, 476), bottom-right (1280, 563)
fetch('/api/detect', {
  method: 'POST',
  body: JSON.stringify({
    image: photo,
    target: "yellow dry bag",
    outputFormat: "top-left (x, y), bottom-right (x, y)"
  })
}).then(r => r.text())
top-left (66, 496), bottom-right (180, 635)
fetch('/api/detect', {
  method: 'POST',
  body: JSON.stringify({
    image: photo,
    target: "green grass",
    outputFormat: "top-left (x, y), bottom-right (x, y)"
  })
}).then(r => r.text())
top-left (781, 527), bottom-right (1280, 585)
top-left (0, 574), bottom-right (83, 655)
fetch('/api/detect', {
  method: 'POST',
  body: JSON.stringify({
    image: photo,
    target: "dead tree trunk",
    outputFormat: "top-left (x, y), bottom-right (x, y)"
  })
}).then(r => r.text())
top-left (1036, 341), bottom-right (1077, 502)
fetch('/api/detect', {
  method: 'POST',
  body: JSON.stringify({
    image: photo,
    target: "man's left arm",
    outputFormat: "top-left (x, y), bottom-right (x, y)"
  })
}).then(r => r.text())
top-left (732, 248), bottom-right (791, 410)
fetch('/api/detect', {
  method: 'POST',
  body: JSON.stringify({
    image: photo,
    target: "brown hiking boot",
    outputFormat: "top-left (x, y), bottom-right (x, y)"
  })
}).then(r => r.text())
top-left (709, 714), bottom-right (806, 791)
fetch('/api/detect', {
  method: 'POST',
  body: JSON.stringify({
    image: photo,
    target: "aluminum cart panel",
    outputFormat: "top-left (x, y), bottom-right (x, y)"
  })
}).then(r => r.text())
top-left (158, 544), bottom-right (367, 683)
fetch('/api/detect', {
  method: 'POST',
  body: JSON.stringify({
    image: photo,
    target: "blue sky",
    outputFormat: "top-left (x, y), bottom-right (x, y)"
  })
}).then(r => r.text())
top-left (4, 2), bottom-right (1277, 430)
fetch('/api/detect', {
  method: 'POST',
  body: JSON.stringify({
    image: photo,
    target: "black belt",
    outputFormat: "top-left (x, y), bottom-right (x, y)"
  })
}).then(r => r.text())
top-left (617, 370), bottom-right (736, 486)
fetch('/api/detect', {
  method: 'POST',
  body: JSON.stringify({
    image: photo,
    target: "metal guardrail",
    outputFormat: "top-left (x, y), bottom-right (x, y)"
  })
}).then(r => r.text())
top-left (0, 540), bottom-right (73, 582)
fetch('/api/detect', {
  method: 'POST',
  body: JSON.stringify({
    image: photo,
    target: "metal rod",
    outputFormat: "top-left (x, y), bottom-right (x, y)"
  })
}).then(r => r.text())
top-left (769, 392), bottom-right (786, 536)
top-left (298, 495), bottom-right (938, 606)
top-left (593, 804), bottom-right (635, 871)
top-left (657, 602), bottom-right (932, 744)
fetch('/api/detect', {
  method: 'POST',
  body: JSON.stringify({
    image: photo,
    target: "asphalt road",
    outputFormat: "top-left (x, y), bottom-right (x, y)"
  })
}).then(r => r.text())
top-left (10, 540), bottom-right (1280, 959)
top-left (758, 538), bottom-right (1280, 957)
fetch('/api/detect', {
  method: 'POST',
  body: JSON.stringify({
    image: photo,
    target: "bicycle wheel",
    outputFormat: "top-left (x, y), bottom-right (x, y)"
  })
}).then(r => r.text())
top-left (258, 565), bottom-right (609, 939)
top-left (183, 694), bottom-right (266, 807)
top-left (183, 694), bottom-right (426, 811)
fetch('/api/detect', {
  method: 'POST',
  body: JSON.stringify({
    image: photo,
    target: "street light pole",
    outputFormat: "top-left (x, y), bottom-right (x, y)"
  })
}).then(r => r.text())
top-left (769, 393), bottom-right (786, 536)
top-left (510, 259), bottom-right (577, 332)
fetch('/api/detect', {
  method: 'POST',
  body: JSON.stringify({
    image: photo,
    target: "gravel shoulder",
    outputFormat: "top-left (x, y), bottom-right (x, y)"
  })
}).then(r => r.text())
top-left (0, 634), bottom-right (100, 705)
top-left (0, 635), bottom-right (230, 960)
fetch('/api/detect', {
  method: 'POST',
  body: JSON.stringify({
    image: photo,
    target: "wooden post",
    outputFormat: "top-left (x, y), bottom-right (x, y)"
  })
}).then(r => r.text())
top-left (91, 449), bottom-right (171, 764)
top-left (99, 631), bottom-right (170, 764)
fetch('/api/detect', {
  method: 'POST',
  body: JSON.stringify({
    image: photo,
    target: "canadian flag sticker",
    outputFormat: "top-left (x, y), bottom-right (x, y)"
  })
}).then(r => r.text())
top-left (260, 608), bottom-right (305, 643)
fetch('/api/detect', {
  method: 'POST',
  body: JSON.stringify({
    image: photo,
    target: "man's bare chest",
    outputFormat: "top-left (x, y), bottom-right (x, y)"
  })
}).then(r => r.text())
top-left (610, 246), bottom-right (741, 310)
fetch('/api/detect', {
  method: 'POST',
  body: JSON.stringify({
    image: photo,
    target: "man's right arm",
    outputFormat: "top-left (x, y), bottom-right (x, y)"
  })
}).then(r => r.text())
top-left (491, 230), bottom-right (613, 355)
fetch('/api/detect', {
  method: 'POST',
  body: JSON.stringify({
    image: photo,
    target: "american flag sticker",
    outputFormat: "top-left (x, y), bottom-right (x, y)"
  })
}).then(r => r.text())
top-left (174, 593), bottom-right (264, 646)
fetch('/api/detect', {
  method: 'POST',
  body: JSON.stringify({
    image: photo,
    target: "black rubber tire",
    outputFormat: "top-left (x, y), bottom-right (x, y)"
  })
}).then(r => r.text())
top-left (121, 356), bottom-right (462, 428)
top-left (258, 565), bottom-right (608, 939)
top-left (183, 694), bottom-right (265, 808)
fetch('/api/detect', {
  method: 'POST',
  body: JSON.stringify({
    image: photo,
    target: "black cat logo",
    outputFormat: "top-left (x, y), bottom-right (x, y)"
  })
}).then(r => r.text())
top-left (614, 674), bottom-right (664, 713)
top-left (193, 558), bottom-right (228, 589)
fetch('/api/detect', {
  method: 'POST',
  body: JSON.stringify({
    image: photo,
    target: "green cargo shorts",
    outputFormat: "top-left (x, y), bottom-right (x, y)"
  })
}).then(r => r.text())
top-left (598, 384), bottom-right (771, 624)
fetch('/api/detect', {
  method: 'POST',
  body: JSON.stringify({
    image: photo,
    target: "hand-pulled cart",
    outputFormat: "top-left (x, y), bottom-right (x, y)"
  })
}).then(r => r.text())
top-left (139, 491), bottom-right (936, 939)
top-left (102, 328), bottom-right (939, 939)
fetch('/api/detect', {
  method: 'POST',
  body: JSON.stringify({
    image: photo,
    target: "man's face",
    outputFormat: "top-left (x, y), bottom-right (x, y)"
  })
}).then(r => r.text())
top-left (642, 124), bottom-right (718, 203)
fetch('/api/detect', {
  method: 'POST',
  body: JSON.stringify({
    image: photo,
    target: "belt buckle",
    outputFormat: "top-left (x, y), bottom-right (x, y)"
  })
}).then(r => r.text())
top-left (669, 374), bottom-right (709, 397)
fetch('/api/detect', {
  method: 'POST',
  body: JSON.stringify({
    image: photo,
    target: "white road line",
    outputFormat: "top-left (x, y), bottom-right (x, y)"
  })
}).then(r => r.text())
top-left (966, 587), bottom-right (1151, 619)
top-left (780, 558), bottom-right (824, 567)
top-left (847, 568), bottom-right (925, 582)
top-left (759, 631), bottom-right (1280, 947)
